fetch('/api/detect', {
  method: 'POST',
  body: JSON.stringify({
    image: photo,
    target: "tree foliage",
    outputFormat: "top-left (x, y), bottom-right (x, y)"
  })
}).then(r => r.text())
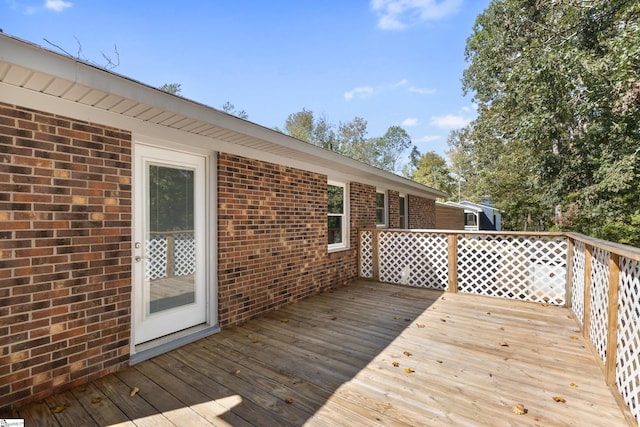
top-left (281, 109), bottom-right (415, 174)
top-left (453, 0), bottom-right (640, 243)
top-left (158, 83), bottom-right (182, 95)
top-left (410, 151), bottom-right (456, 197)
top-left (221, 102), bottom-right (249, 120)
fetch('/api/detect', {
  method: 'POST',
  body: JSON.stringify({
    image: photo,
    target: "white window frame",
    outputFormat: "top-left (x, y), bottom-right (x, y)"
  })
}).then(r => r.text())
top-left (328, 180), bottom-right (349, 252)
top-left (399, 194), bottom-right (407, 229)
top-left (376, 190), bottom-right (387, 228)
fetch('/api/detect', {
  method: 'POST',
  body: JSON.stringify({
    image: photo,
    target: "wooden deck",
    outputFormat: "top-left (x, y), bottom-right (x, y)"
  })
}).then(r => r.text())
top-left (4, 280), bottom-right (631, 426)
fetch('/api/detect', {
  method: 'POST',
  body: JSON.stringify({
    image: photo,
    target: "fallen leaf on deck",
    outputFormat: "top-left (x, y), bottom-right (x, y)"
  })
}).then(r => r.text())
top-left (394, 316), bottom-right (401, 320)
top-left (403, 351), bottom-right (412, 357)
top-left (570, 336), bottom-right (579, 340)
top-left (130, 386), bottom-right (140, 397)
top-left (91, 397), bottom-right (101, 404)
top-left (511, 403), bottom-right (527, 415)
top-left (542, 303), bottom-right (550, 307)
top-left (285, 398), bottom-right (294, 404)
top-left (52, 405), bottom-right (66, 413)
top-left (436, 360), bottom-right (443, 364)
top-left (233, 369), bottom-right (241, 376)
top-left (281, 319), bottom-right (289, 323)
top-left (487, 312), bottom-right (491, 315)
top-left (392, 361), bottom-right (400, 367)
top-left (331, 316), bottom-right (337, 320)
top-left (251, 338), bottom-right (259, 343)
top-left (404, 367), bottom-right (415, 373)
top-left (416, 323), bottom-right (425, 328)
top-left (570, 383), bottom-right (578, 388)
top-left (440, 318), bottom-right (446, 322)
top-left (499, 341), bottom-right (509, 347)
top-left (553, 396), bottom-right (566, 403)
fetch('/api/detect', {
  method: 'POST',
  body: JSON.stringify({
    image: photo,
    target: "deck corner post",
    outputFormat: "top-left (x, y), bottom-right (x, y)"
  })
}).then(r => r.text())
top-left (605, 252), bottom-right (621, 386)
top-left (565, 237), bottom-right (574, 309)
top-left (583, 244), bottom-right (593, 339)
top-left (372, 230), bottom-right (380, 282)
top-left (447, 233), bottom-right (458, 293)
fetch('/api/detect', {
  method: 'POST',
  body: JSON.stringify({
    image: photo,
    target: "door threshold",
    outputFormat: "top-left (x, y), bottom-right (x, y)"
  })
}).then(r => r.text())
top-left (131, 323), bottom-right (220, 365)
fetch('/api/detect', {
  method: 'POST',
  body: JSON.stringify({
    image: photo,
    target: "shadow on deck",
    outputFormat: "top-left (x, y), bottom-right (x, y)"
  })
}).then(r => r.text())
top-left (3, 280), bottom-right (631, 426)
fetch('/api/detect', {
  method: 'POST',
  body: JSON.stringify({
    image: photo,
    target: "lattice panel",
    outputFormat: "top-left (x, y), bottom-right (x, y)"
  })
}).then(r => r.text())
top-left (589, 247), bottom-right (610, 364)
top-left (145, 236), bottom-right (167, 280)
top-left (173, 233), bottom-right (196, 276)
top-left (616, 256), bottom-right (640, 424)
top-left (360, 231), bottom-right (373, 279)
top-left (571, 241), bottom-right (586, 325)
top-left (378, 232), bottom-right (448, 289)
top-left (457, 235), bottom-right (567, 304)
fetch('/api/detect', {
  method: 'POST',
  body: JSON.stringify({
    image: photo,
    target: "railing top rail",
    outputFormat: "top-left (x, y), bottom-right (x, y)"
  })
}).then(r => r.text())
top-left (149, 230), bottom-right (195, 236)
top-left (565, 232), bottom-right (640, 262)
top-left (359, 228), bottom-right (565, 238)
top-left (358, 229), bottom-right (640, 261)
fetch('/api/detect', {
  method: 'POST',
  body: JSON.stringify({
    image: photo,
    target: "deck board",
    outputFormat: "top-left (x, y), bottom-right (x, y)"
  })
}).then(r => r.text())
top-left (5, 280), bottom-right (631, 426)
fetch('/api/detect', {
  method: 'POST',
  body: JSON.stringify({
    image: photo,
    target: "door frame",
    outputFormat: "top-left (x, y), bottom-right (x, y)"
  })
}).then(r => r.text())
top-left (130, 138), bottom-right (218, 363)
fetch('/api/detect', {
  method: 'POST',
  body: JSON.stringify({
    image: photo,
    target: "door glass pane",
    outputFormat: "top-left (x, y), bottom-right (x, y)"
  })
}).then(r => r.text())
top-left (146, 164), bottom-right (196, 315)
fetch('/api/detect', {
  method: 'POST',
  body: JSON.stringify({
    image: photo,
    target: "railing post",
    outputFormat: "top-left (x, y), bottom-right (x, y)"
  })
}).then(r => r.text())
top-left (583, 244), bottom-right (593, 339)
top-left (166, 234), bottom-right (175, 278)
top-left (565, 237), bottom-right (574, 309)
top-left (372, 230), bottom-right (380, 282)
top-left (447, 233), bottom-right (458, 293)
top-left (605, 253), bottom-right (620, 386)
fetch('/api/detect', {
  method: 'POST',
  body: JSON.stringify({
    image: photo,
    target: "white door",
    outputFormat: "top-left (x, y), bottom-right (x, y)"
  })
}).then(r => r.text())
top-left (133, 144), bottom-right (207, 345)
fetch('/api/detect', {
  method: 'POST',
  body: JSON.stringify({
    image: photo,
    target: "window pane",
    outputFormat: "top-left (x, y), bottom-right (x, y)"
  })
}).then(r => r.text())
top-left (376, 192), bottom-right (385, 225)
top-left (328, 185), bottom-right (344, 214)
top-left (328, 216), bottom-right (342, 244)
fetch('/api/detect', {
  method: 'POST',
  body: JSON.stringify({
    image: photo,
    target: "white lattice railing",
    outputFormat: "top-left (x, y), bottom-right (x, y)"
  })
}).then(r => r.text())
top-left (567, 234), bottom-right (640, 426)
top-left (359, 229), bottom-right (640, 425)
top-left (145, 231), bottom-right (195, 280)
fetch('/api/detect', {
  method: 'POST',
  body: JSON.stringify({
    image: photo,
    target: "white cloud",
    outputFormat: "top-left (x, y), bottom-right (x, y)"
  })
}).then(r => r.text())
top-left (409, 86), bottom-right (436, 95)
top-left (45, 0), bottom-right (72, 12)
top-left (394, 79), bottom-right (409, 87)
top-left (401, 118), bottom-right (419, 127)
top-left (344, 87), bottom-right (374, 101)
top-left (429, 114), bottom-right (471, 129)
top-left (415, 135), bottom-right (441, 143)
top-left (371, 0), bottom-right (463, 30)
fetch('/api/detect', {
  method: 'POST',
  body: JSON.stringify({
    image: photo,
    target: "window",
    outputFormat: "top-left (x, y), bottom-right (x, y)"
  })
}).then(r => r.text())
top-left (328, 182), bottom-right (347, 250)
top-left (465, 213), bottom-right (477, 227)
top-left (399, 196), bottom-right (407, 229)
top-left (376, 191), bottom-right (387, 227)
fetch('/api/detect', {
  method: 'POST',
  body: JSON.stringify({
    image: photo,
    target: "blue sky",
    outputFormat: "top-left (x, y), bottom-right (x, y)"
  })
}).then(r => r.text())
top-left (2, 0), bottom-right (491, 158)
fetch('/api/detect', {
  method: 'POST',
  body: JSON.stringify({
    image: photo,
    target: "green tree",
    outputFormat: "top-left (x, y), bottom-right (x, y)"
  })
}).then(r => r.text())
top-left (221, 101), bottom-right (249, 120)
top-left (456, 0), bottom-right (640, 242)
top-left (158, 83), bottom-right (182, 95)
top-left (371, 126), bottom-right (413, 173)
top-left (284, 109), bottom-right (336, 149)
top-left (411, 151), bottom-right (455, 197)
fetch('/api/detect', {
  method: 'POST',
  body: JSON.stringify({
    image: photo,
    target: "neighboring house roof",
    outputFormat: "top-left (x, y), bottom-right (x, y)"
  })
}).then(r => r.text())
top-left (0, 34), bottom-right (447, 200)
top-left (442, 201), bottom-right (482, 213)
top-left (457, 201), bottom-right (504, 214)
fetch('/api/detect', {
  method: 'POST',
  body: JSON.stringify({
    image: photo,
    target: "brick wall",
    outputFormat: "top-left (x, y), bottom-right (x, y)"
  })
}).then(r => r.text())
top-left (408, 195), bottom-right (436, 229)
top-left (0, 102), bottom-right (132, 412)
top-left (388, 190), bottom-right (400, 228)
top-left (217, 153), bottom-right (331, 327)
